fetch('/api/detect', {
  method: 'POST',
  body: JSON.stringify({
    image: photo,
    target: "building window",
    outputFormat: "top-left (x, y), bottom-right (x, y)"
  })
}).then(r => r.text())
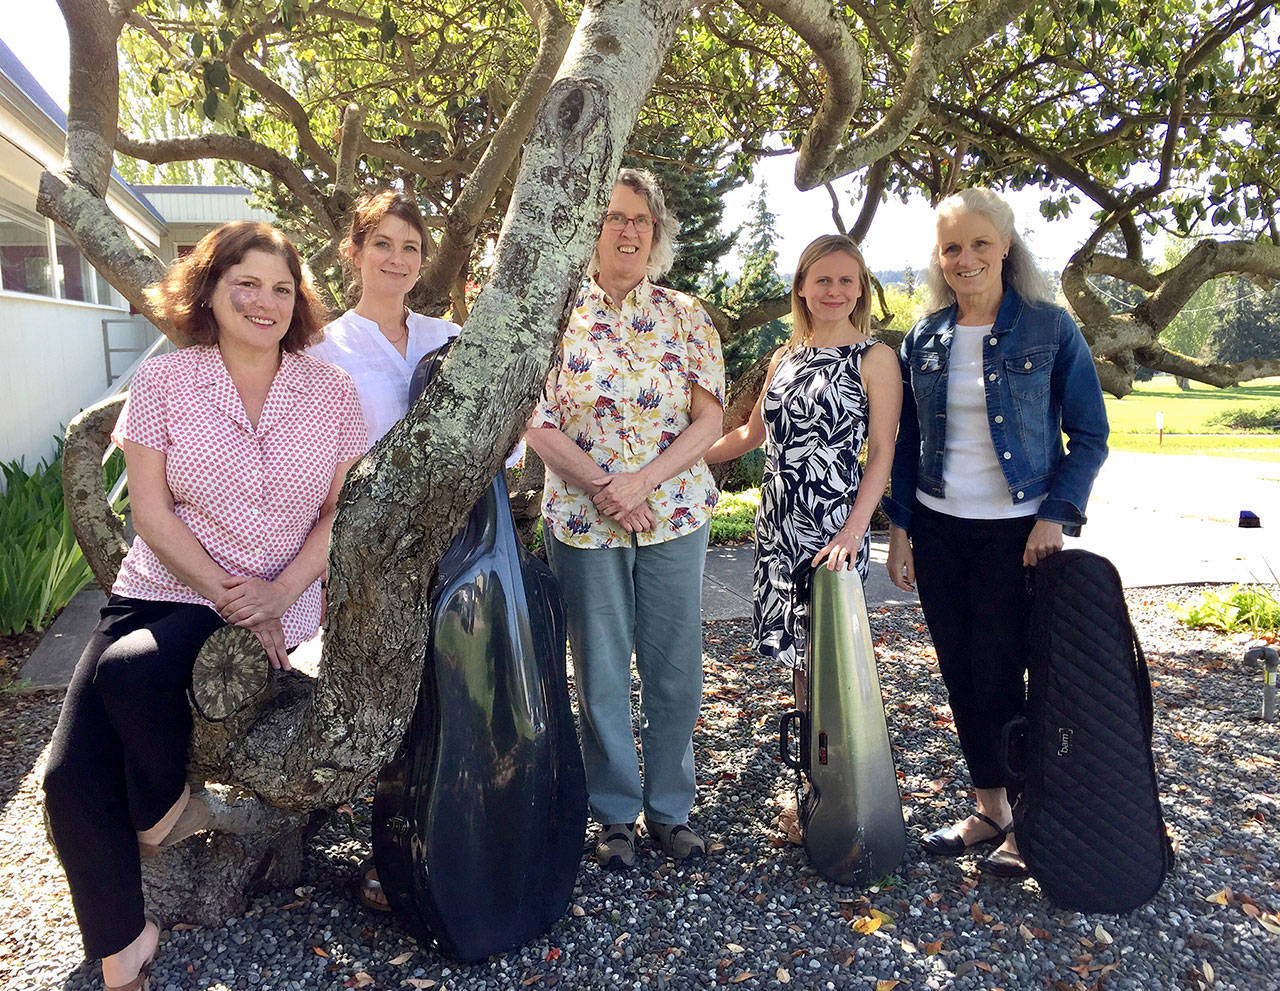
top-left (54, 226), bottom-right (94, 302)
top-left (0, 206), bottom-right (54, 296)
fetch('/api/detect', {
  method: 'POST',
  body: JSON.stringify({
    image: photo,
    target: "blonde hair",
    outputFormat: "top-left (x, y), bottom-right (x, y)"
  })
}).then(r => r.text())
top-left (925, 188), bottom-right (1053, 311)
top-left (787, 234), bottom-right (873, 349)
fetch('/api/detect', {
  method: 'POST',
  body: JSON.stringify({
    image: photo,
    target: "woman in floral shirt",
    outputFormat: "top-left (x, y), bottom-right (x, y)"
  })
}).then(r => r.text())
top-left (527, 169), bottom-right (724, 871)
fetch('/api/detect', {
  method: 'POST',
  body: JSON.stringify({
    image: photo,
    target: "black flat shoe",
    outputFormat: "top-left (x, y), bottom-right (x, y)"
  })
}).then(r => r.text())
top-left (977, 847), bottom-right (1029, 878)
top-left (919, 812), bottom-right (1008, 857)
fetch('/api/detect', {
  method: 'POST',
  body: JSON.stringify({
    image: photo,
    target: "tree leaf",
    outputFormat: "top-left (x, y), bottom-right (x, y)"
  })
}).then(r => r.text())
top-left (776, 968), bottom-right (791, 983)
top-left (853, 915), bottom-right (882, 935)
top-left (389, 952), bottom-right (413, 965)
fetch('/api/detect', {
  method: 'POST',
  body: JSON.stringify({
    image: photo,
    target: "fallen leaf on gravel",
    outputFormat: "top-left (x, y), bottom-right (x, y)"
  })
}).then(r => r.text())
top-left (924, 940), bottom-right (943, 955)
top-left (900, 938), bottom-right (917, 953)
top-left (975, 961), bottom-right (993, 973)
top-left (171, 922), bottom-right (199, 931)
top-left (1019, 923), bottom-right (1035, 941)
top-left (970, 902), bottom-right (993, 924)
top-left (876, 981), bottom-right (902, 991)
top-left (1093, 924), bottom-right (1113, 945)
top-left (1257, 912), bottom-right (1280, 935)
top-left (776, 967), bottom-right (790, 983)
top-left (853, 915), bottom-right (882, 935)
top-left (708, 842), bottom-right (727, 854)
top-left (726, 943), bottom-right (745, 953)
top-left (389, 952), bottom-right (413, 965)
top-left (522, 975), bottom-right (542, 986)
top-left (313, 947), bottom-right (330, 958)
top-left (545, 947), bottom-right (561, 961)
top-left (926, 892), bottom-right (943, 905)
top-left (280, 900), bottom-right (306, 911)
top-left (571, 904), bottom-right (585, 917)
top-left (1031, 926), bottom-right (1053, 939)
top-left (1204, 887), bottom-right (1231, 904)
top-left (1203, 960), bottom-right (1215, 985)
top-left (731, 972), bottom-right (756, 983)
top-left (345, 973), bottom-right (374, 988)
top-left (402, 981), bottom-right (436, 989)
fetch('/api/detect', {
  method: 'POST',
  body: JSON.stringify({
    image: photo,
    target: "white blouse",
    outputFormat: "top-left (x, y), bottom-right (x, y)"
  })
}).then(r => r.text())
top-left (309, 308), bottom-right (460, 444)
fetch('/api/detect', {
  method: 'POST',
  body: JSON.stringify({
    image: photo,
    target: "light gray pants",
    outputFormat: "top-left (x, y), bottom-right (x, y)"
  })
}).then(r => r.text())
top-left (546, 524), bottom-right (709, 826)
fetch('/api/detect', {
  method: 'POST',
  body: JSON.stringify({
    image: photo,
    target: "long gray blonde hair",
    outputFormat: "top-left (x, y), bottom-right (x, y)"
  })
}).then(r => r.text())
top-left (925, 188), bottom-right (1053, 311)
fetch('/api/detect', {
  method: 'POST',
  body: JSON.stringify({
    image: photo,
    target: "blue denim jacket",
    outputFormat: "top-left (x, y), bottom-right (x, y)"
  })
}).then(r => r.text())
top-left (883, 288), bottom-right (1108, 537)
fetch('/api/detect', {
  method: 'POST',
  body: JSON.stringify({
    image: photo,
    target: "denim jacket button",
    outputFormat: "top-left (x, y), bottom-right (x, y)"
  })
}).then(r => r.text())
top-left (989, 337), bottom-right (997, 346)
top-left (1003, 451), bottom-right (1012, 459)
top-left (1024, 360), bottom-right (1033, 369)
top-left (988, 373), bottom-right (997, 382)
top-left (994, 414), bottom-right (1004, 423)
top-left (1016, 491), bottom-right (1025, 499)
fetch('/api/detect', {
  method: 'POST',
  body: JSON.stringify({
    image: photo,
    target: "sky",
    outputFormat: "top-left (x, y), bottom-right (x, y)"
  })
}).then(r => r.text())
top-left (2, 0), bottom-right (1098, 276)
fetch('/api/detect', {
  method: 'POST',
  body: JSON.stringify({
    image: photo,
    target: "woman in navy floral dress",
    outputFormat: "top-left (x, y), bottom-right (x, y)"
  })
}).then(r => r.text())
top-left (708, 235), bottom-right (901, 699)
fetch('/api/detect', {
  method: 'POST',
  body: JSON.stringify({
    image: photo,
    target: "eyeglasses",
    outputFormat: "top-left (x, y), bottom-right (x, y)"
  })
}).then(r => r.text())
top-left (603, 212), bottom-right (655, 233)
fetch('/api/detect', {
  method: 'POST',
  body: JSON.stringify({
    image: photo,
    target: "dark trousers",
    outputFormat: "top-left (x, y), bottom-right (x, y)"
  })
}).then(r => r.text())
top-left (43, 596), bottom-right (224, 959)
top-left (910, 501), bottom-right (1036, 792)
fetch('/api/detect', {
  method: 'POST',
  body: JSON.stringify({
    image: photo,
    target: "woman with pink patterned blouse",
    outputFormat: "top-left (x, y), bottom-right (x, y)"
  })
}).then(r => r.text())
top-left (527, 169), bottom-right (725, 871)
top-left (42, 223), bottom-right (367, 991)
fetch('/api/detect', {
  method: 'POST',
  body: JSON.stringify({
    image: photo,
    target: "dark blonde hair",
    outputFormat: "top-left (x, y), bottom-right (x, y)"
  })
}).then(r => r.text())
top-left (144, 222), bottom-right (326, 352)
top-left (339, 189), bottom-right (428, 301)
top-left (788, 234), bottom-right (873, 348)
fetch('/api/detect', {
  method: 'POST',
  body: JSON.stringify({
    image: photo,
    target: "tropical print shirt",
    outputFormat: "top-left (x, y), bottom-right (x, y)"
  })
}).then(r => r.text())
top-left (533, 277), bottom-right (725, 548)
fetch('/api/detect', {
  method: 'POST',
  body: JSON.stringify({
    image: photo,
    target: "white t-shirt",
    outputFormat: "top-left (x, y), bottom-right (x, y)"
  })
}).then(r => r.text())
top-left (309, 308), bottom-right (460, 444)
top-left (917, 323), bottom-right (1042, 519)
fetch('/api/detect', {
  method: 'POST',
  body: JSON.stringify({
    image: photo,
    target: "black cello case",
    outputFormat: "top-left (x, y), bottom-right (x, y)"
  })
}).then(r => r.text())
top-left (779, 566), bottom-right (906, 885)
top-left (371, 347), bottom-right (587, 961)
top-left (1002, 549), bottom-right (1172, 914)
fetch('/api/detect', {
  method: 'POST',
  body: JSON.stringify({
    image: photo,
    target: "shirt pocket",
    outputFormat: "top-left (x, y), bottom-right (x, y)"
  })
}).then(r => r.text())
top-left (1004, 348), bottom-right (1055, 403)
top-left (912, 353), bottom-right (945, 398)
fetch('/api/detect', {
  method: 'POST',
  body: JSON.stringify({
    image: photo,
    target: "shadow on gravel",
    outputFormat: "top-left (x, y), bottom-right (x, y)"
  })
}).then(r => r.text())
top-left (0, 689), bottom-right (61, 819)
top-left (8, 596), bottom-right (1279, 991)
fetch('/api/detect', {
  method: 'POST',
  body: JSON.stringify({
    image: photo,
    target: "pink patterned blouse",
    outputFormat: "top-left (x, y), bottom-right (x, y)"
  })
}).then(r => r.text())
top-left (110, 346), bottom-right (368, 646)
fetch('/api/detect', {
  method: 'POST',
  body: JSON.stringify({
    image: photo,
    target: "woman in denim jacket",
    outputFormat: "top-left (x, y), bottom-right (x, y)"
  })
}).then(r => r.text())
top-left (883, 188), bottom-right (1108, 878)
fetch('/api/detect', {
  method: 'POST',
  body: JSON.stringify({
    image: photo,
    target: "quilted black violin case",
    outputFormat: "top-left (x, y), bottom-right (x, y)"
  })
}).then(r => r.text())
top-left (1002, 549), bottom-right (1173, 913)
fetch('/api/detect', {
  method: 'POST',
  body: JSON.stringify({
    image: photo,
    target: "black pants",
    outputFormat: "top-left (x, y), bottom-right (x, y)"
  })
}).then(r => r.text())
top-left (910, 501), bottom-right (1036, 793)
top-left (43, 596), bottom-right (224, 959)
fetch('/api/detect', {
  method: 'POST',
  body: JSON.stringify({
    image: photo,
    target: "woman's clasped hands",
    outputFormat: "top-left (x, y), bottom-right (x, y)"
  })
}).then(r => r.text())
top-left (591, 470), bottom-right (658, 534)
top-left (215, 575), bottom-right (295, 670)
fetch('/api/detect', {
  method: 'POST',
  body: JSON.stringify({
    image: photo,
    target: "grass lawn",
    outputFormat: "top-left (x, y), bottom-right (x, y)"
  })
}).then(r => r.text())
top-left (1105, 376), bottom-right (1280, 433)
top-left (1103, 375), bottom-right (1280, 459)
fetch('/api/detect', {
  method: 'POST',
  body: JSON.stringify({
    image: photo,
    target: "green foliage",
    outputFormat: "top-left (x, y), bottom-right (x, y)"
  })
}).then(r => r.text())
top-left (1205, 403), bottom-right (1280, 431)
top-left (1177, 584), bottom-right (1280, 635)
top-left (714, 187), bottom-right (791, 380)
top-left (709, 488), bottom-right (759, 545)
top-left (623, 127), bottom-right (744, 296)
top-left (0, 447), bottom-right (125, 635)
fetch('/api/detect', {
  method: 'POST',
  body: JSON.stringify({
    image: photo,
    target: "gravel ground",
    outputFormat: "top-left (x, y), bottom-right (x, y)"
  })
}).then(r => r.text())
top-left (3, 587), bottom-right (1278, 991)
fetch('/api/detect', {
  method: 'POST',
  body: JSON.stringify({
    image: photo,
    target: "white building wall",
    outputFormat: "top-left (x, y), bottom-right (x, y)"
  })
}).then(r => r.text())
top-left (0, 294), bottom-right (155, 469)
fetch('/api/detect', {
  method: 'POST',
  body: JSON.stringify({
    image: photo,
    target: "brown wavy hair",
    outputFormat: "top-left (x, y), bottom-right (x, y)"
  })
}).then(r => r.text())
top-left (339, 189), bottom-right (429, 303)
top-left (144, 222), bottom-right (327, 352)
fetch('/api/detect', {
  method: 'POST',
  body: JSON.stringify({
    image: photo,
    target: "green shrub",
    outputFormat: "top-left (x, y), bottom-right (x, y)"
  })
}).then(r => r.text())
top-left (1176, 584), bottom-right (1280, 635)
top-left (0, 445), bottom-right (124, 635)
top-left (710, 487), bottom-right (759, 545)
top-left (1205, 403), bottom-right (1280, 431)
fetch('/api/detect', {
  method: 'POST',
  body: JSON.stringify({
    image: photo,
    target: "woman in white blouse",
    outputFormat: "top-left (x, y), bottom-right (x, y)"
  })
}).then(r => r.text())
top-left (309, 190), bottom-right (460, 445)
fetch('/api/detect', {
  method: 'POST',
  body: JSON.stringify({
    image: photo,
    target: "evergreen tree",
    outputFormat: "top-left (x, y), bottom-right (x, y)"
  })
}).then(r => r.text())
top-left (716, 186), bottom-right (790, 380)
top-left (622, 127), bottom-right (742, 295)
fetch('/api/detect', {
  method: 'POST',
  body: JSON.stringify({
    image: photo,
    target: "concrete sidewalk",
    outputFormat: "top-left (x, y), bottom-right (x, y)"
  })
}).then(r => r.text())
top-left (20, 450), bottom-right (1279, 691)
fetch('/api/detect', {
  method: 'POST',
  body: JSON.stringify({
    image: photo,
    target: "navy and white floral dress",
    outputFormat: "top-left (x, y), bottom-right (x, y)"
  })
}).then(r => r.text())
top-left (755, 340), bottom-right (876, 669)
